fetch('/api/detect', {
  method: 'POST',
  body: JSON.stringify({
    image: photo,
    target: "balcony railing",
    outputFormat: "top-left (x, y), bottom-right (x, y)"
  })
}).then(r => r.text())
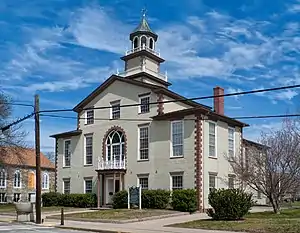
top-left (125, 45), bottom-right (160, 57)
top-left (97, 158), bottom-right (126, 170)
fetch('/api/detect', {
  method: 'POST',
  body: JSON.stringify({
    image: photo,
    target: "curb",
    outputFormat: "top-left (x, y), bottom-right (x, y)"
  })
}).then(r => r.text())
top-left (56, 226), bottom-right (130, 233)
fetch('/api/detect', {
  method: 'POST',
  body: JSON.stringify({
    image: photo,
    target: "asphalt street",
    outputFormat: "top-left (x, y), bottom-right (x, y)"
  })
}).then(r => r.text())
top-left (0, 222), bottom-right (85, 233)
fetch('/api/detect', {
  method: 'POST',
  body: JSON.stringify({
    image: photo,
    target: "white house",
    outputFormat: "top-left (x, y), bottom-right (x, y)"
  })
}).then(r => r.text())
top-left (51, 14), bottom-right (256, 210)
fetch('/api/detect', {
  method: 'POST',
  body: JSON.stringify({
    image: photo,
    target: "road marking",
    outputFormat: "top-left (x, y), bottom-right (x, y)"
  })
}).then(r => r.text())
top-left (0, 225), bottom-right (54, 231)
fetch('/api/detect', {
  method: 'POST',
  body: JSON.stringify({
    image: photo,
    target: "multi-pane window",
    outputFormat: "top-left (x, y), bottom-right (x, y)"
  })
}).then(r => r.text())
top-left (228, 175), bottom-right (235, 189)
top-left (106, 131), bottom-right (125, 161)
top-left (14, 170), bottom-right (21, 188)
top-left (138, 177), bottom-right (149, 190)
top-left (139, 126), bottom-right (149, 160)
top-left (171, 121), bottom-right (184, 157)
top-left (209, 122), bottom-right (216, 157)
top-left (209, 173), bottom-right (217, 192)
top-left (86, 109), bottom-right (94, 125)
top-left (139, 96), bottom-right (150, 113)
top-left (64, 140), bottom-right (71, 167)
top-left (111, 101), bottom-right (121, 119)
top-left (257, 190), bottom-right (262, 199)
top-left (228, 127), bottom-right (235, 159)
top-left (0, 169), bottom-right (6, 188)
top-left (171, 174), bottom-right (183, 190)
top-left (85, 179), bottom-right (93, 193)
top-left (42, 172), bottom-right (49, 190)
top-left (63, 179), bottom-right (70, 194)
top-left (0, 193), bottom-right (6, 203)
top-left (13, 193), bottom-right (21, 202)
top-left (85, 135), bottom-right (93, 165)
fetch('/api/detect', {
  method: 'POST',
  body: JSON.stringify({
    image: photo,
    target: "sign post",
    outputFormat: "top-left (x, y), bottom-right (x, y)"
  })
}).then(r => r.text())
top-left (128, 186), bottom-right (142, 209)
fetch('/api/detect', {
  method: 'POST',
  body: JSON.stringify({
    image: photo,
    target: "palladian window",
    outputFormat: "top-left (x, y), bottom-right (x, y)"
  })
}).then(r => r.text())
top-left (106, 131), bottom-right (125, 161)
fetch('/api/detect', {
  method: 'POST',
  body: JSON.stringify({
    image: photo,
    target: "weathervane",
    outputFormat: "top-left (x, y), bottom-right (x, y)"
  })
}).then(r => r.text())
top-left (141, 7), bottom-right (147, 18)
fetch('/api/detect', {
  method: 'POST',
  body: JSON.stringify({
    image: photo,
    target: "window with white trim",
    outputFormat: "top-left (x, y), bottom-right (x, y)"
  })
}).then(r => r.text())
top-left (63, 179), bottom-right (70, 194)
top-left (85, 135), bottom-right (93, 165)
top-left (13, 170), bottom-right (21, 188)
top-left (0, 193), bottom-right (6, 203)
top-left (86, 109), bottom-right (94, 125)
top-left (139, 95), bottom-right (150, 113)
top-left (209, 122), bottom-right (216, 157)
top-left (13, 193), bottom-right (21, 202)
top-left (0, 169), bottom-right (6, 188)
top-left (171, 121), bottom-right (184, 157)
top-left (138, 177), bottom-right (149, 190)
top-left (228, 127), bottom-right (235, 159)
top-left (42, 172), bottom-right (49, 190)
top-left (139, 126), bottom-right (149, 160)
top-left (85, 179), bottom-right (93, 193)
top-left (64, 140), bottom-right (71, 167)
top-left (209, 173), bottom-right (217, 193)
top-left (111, 101), bottom-right (121, 119)
top-left (171, 174), bottom-right (183, 190)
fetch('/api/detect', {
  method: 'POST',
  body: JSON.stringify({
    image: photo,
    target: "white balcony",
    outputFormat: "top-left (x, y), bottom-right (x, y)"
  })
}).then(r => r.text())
top-left (97, 158), bottom-right (126, 170)
top-left (125, 45), bottom-right (160, 57)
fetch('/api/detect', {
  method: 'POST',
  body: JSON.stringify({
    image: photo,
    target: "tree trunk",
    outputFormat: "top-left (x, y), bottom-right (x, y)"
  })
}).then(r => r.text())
top-left (269, 195), bottom-right (281, 214)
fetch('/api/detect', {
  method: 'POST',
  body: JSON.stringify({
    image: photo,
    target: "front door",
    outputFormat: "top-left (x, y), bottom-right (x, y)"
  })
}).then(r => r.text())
top-left (106, 178), bottom-right (120, 204)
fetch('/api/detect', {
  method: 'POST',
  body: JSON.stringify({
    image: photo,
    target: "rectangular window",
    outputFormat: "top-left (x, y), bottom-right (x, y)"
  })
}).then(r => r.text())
top-left (64, 140), bottom-right (71, 167)
top-left (228, 175), bottom-right (235, 189)
top-left (85, 135), bottom-right (93, 165)
top-left (171, 121), bottom-right (184, 157)
top-left (84, 179), bottom-right (93, 193)
top-left (86, 109), bottom-right (94, 125)
top-left (139, 96), bottom-right (150, 113)
top-left (111, 101), bottom-right (121, 119)
top-left (171, 174), bottom-right (183, 190)
top-left (228, 127), bottom-right (235, 159)
top-left (257, 190), bottom-right (262, 199)
top-left (13, 193), bottom-right (21, 202)
top-left (0, 193), bottom-right (6, 203)
top-left (0, 170), bottom-right (6, 188)
top-left (138, 177), bottom-right (149, 190)
top-left (139, 126), bottom-right (149, 160)
top-left (209, 122), bottom-right (216, 157)
top-left (63, 179), bottom-right (70, 194)
top-left (209, 173), bottom-right (217, 193)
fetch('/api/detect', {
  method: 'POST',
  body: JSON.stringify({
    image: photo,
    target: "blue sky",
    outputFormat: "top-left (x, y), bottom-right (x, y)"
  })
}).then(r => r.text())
top-left (2, 0), bottom-right (300, 152)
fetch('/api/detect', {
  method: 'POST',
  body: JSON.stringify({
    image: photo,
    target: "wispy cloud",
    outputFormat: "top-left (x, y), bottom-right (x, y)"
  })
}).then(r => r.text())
top-left (288, 0), bottom-right (300, 13)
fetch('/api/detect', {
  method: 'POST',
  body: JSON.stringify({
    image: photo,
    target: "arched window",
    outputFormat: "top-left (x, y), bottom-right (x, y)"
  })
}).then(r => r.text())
top-left (106, 131), bottom-right (125, 161)
top-left (133, 37), bottom-right (139, 49)
top-left (0, 169), bottom-right (6, 188)
top-left (42, 172), bottom-right (49, 190)
top-left (141, 36), bottom-right (147, 48)
top-left (14, 170), bottom-right (21, 188)
top-left (28, 171), bottom-right (35, 189)
top-left (149, 38), bottom-right (154, 49)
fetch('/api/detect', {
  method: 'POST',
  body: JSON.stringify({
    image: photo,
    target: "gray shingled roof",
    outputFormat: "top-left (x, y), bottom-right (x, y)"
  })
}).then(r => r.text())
top-left (132, 16), bottom-right (154, 34)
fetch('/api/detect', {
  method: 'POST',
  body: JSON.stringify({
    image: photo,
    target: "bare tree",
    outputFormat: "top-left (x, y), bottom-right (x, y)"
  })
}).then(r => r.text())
top-left (228, 119), bottom-right (300, 214)
top-left (0, 92), bottom-right (28, 166)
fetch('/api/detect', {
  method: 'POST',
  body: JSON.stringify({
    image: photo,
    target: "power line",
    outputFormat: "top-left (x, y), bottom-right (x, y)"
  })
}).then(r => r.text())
top-left (39, 84), bottom-right (300, 113)
top-left (40, 113), bottom-right (300, 121)
top-left (0, 113), bottom-right (35, 132)
top-left (6, 103), bottom-right (34, 108)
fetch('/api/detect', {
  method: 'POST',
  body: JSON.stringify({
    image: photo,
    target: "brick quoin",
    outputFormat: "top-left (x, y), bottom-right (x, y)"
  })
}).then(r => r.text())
top-left (157, 93), bottom-right (164, 115)
top-left (194, 115), bottom-right (203, 211)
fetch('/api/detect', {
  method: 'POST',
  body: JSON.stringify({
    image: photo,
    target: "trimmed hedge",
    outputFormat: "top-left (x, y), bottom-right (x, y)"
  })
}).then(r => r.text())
top-left (171, 189), bottom-right (197, 213)
top-left (42, 192), bottom-right (97, 208)
top-left (207, 188), bottom-right (254, 220)
top-left (112, 190), bottom-right (128, 209)
top-left (142, 189), bottom-right (171, 209)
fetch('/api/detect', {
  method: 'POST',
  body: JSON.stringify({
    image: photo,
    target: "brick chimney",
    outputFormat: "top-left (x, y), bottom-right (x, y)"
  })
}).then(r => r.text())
top-left (213, 86), bottom-right (224, 115)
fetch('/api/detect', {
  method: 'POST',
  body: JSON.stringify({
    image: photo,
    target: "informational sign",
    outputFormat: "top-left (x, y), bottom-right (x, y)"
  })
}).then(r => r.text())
top-left (128, 186), bottom-right (141, 209)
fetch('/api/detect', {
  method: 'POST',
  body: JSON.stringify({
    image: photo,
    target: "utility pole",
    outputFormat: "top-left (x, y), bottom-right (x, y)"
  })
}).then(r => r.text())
top-left (35, 94), bottom-right (42, 224)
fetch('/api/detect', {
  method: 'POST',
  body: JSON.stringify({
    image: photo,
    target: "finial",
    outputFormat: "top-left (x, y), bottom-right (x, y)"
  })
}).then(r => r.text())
top-left (141, 7), bottom-right (147, 18)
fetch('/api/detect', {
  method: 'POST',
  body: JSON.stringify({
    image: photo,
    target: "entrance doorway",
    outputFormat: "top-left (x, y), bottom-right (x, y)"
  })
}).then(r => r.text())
top-left (105, 178), bottom-right (120, 204)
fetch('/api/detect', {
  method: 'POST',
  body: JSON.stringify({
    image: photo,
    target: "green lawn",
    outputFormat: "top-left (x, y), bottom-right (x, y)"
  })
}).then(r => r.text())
top-left (0, 204), bottom-right (82, 213)
top-left (63, 209), bottom-right (177, 220)
top-left (169, 208), bottom-right (300, 233)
